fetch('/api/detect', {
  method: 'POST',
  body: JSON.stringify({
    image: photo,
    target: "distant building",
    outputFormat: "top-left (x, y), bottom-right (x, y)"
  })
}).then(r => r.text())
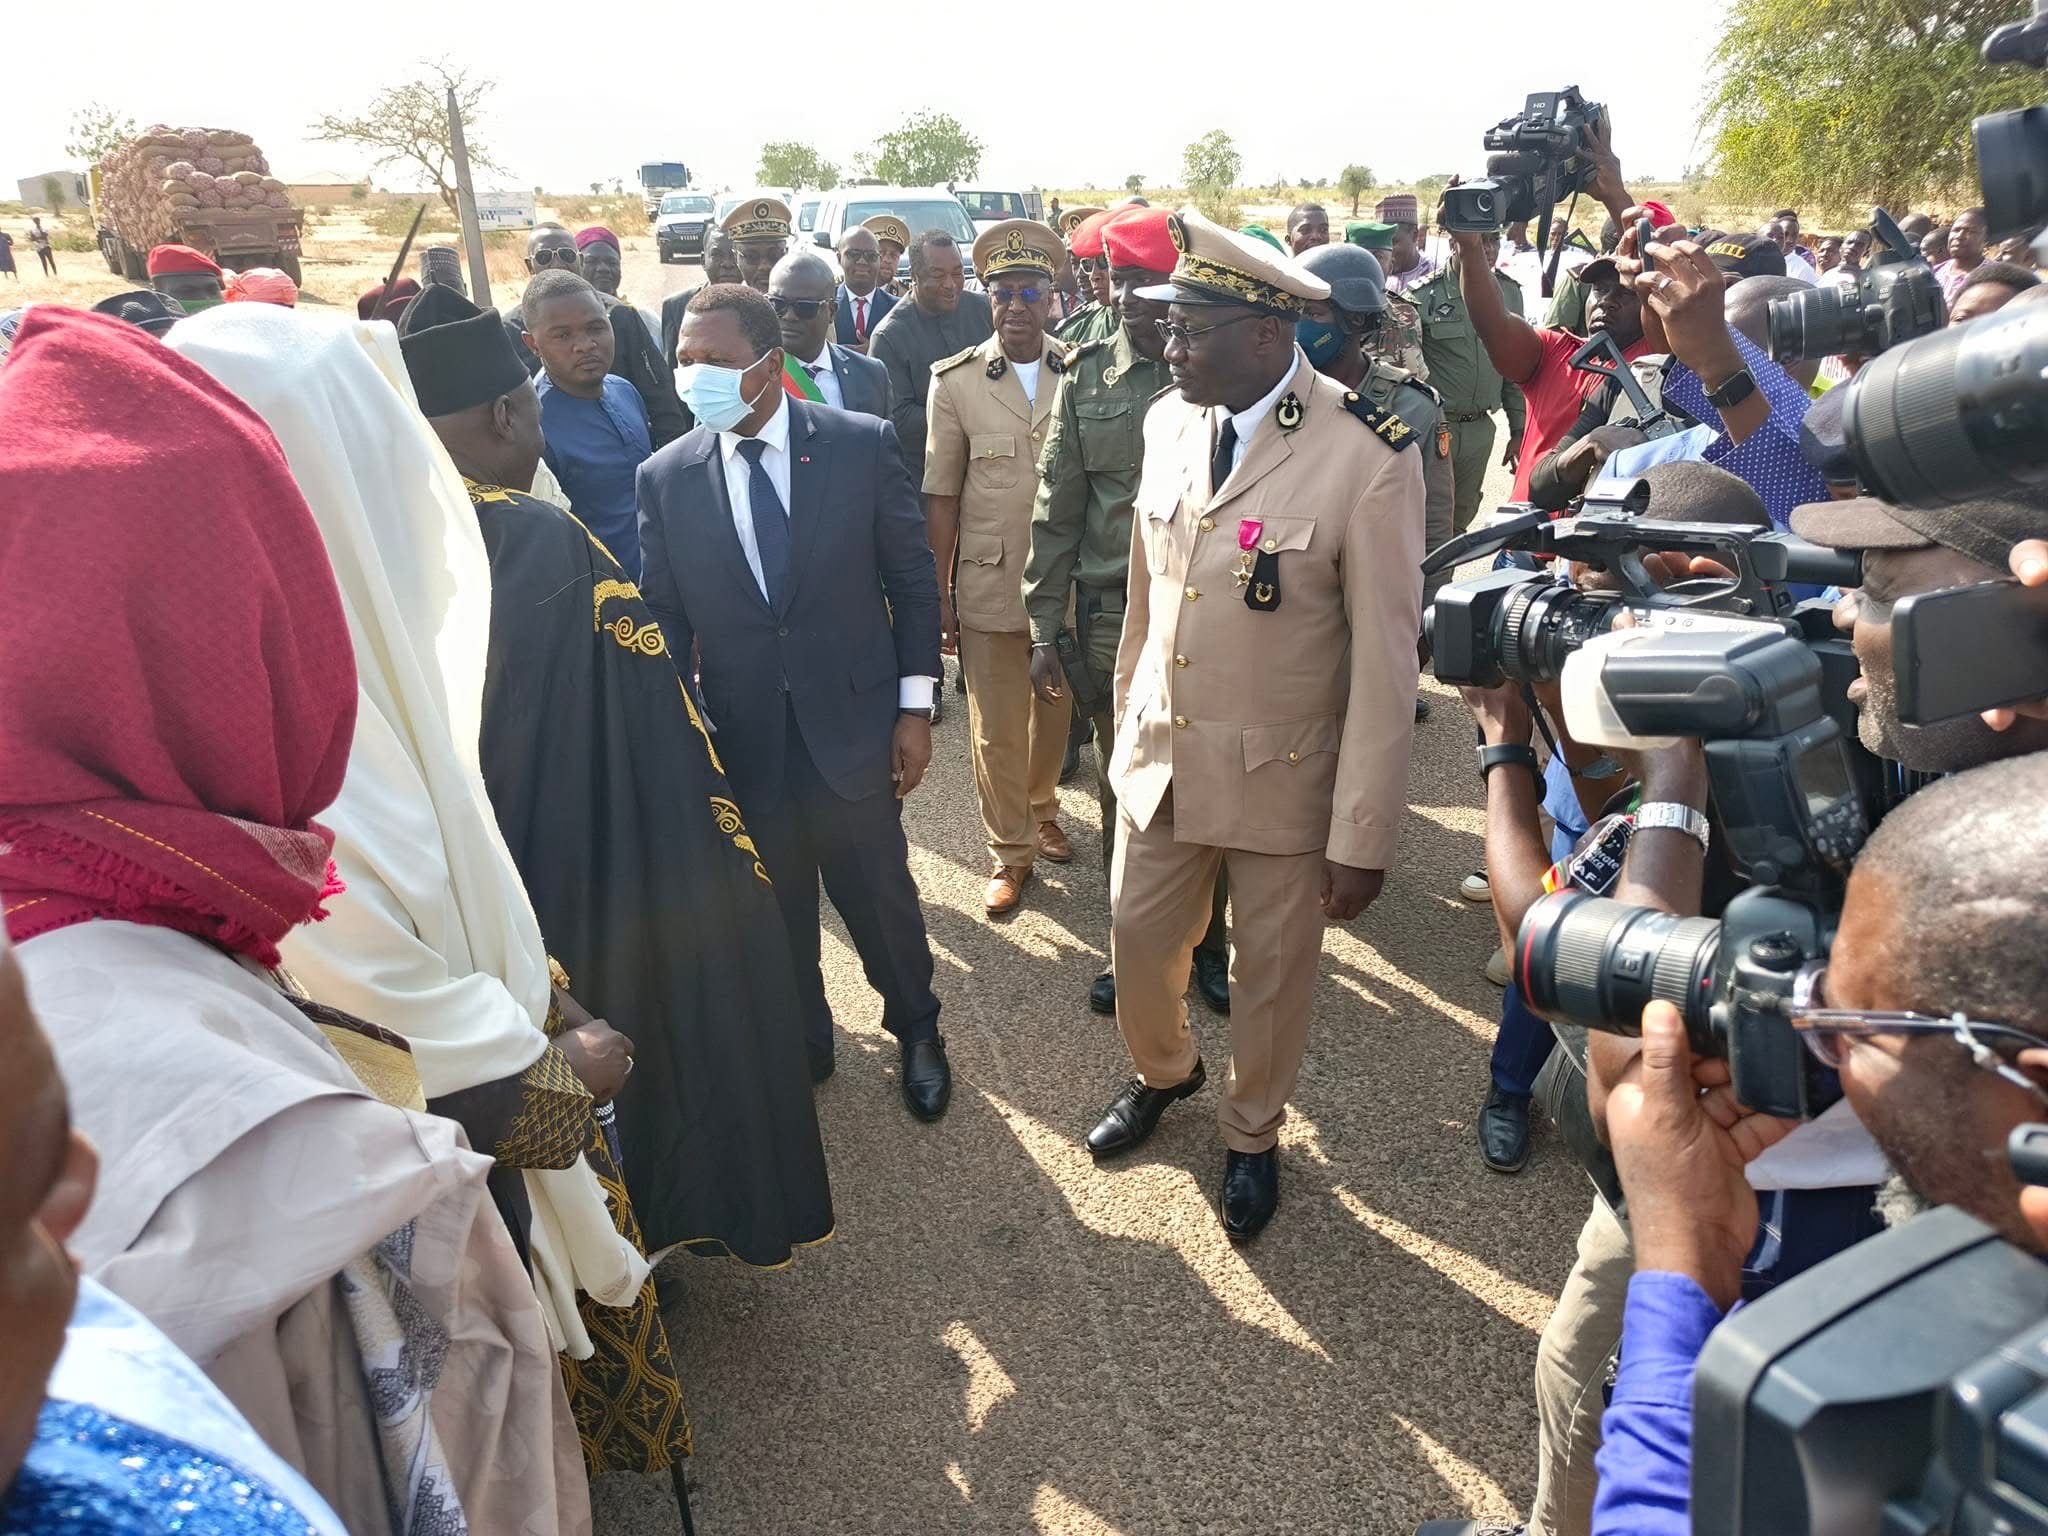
top-left (16, 170), bottom-right (89, 211)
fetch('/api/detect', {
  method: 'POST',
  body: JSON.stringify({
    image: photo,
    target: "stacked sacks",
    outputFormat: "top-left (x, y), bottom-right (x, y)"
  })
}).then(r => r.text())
top-left (99, 127), bottom-right (292, 249)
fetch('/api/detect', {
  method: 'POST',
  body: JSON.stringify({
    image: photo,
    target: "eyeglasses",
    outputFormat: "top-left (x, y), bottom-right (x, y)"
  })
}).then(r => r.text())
top-left (531, 246), bottom-right (580, 267)
top-left (841, 249), bottom-right (880, 264)
top-left (768, 296), bottom-right (830, 319)
top-left (1075, 257), bottom-right (1102, 274)
top-left (991, 285), bottom-right (1045, 308)
top-left (1154, 313), bottom-right (1259, 348)
top-left (1787, 960), bottom-right (2046, 1095)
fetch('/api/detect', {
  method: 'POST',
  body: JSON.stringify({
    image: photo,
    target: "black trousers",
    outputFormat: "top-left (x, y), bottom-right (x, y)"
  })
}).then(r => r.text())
top-left (36, 248), bottom-right (55, 276)
top-left (744, 704), bottom-right (941, 1056)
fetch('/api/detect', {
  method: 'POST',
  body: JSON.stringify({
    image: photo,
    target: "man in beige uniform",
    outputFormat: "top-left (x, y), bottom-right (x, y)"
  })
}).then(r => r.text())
top-left (1083, 209), bottom-right (1425, 1243)
top-left (924, 219), bottom-right (1075, 916)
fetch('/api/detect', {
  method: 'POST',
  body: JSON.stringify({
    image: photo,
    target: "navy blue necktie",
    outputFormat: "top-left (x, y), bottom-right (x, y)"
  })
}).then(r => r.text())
top-left (738, 438), bottom-right (790, 605)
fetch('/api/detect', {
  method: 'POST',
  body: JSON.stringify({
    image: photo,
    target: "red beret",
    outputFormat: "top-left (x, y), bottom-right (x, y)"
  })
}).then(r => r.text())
top-left (1102, 208), bottom-right (1176, 274)
top-left (1067, 208), bottom-right (1119, 260)
top-left (575, 226), bottom-right (620, 252)
top-left (146, 244), bottom-right (223, 278)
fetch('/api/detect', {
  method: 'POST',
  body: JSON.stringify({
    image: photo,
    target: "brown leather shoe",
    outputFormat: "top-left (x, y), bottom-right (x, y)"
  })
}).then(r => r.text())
top-left (1036, 820), bottom-right (1073, 863)
top-left (984, 862), bottom-right (1032, 916)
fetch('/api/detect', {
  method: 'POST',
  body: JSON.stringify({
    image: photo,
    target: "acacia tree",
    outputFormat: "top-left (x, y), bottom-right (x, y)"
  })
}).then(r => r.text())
top-left (1702, 0), bottom-right (2037, 217)
top-left (65, 103), bottom-right (138, 166)
top-left (311, 62), bottom-right (505, 214)
top-left (858, 112), bottom-right (983, 185)
top-left (759, 141), bottom-right (840, 190)
top-left (1337, 164), bottom-right (1375, 215)
top-left (1182, 129), bottom-right (1242, 223)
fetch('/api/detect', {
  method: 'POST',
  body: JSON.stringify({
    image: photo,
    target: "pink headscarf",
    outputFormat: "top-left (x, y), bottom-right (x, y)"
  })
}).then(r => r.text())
top-left (224, 266), bottom-right (299, 308)
top-left (574, 226), bottom-right (620, 253)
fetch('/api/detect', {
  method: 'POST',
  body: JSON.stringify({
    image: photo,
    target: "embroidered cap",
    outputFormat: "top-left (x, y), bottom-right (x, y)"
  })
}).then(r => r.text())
top-left (973, 219), bottom-right (1060, 280)
top-left (724, 197), bottom-right (793, 243)
top-left (1057, 205), bottom-right (1104, 238)
top-left (1136, 206), bottom-right (1331, 315)
top-left (861, 214), bottom-right (912, 249)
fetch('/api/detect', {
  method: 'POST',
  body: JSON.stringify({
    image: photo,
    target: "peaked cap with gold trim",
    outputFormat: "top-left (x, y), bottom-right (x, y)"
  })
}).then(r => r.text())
top-left (723, 196), bottom-right (793, 242)
top-left (972, 218), bottom-right (1061, 280)
top-left (1057, 205), bottom-right (1105, 237)
top-left (1137, 206), bottom-right (1331, 315)
top-left (861, 214), bottom-right (912, 248)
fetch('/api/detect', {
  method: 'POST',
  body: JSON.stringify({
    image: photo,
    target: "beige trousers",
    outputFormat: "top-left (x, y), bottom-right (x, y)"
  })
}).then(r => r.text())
top-left (960, 626), bottom-right (1066, 869)
top-left (1109, 791), bottom-right (1325, 1152)
top-left (1529, 1198), bottom-right (1632, 1536)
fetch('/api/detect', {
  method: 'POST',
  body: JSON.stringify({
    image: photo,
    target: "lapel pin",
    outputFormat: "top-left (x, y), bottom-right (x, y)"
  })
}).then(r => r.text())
top-left (799, 455), bottom-right (811, 464)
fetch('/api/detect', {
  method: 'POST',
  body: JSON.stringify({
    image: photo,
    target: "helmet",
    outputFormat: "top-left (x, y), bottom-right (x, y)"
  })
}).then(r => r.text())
top-left (1297, 242), bottom-right (1386, 317)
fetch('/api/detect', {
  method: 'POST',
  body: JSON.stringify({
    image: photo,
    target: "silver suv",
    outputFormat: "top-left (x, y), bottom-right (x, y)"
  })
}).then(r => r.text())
top-left (809, 186), bottom-right (982, 280)
top-left (654, 193), bottom-right (716, 262)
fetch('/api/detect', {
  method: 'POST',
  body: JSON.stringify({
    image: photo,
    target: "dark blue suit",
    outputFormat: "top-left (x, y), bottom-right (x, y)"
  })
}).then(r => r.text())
top-left (636, 398), bottom-right (943, 1055)
top-left (835, 284), bottom-right (896, 346)
top-left (818, 342), bottom-right (892, 419)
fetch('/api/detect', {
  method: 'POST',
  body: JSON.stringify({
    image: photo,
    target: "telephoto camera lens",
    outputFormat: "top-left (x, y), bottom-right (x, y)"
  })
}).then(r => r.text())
top-left (1973, 104), bottom-right (2048, 241)
top-left (1516, 891), bottom-right (1721, 1046)
top-left (1496, 584), bottom-right (1623, 685)
top-left (1767, 284), bottom-right (1862, 364)
top-left (1844, 299), bottom-right (2048, 506)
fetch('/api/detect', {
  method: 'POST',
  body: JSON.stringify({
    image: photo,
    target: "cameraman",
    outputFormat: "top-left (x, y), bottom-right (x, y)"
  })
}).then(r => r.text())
top-left (1594, 752), bottom-right (2048, 1535)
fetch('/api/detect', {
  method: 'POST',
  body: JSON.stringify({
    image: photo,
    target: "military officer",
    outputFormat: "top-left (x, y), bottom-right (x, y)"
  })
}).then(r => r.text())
top-left (1057, 208), bottom-right (1119, 342)
top-left (863, 214), bottom-right (913, 299)
top-left (1408, 231), bottom-right (1528, 537)
top-left (1345, 222), bottom-right (1429, 383)
top-left (924, 219), bottom-right (1076, 917)
top-left (1083, 210), bottom-right (1424, 1244)
top-left (724, 196), bottom-right (791, 292)
top-left (1023, 207), bottom-right (1231, 1018)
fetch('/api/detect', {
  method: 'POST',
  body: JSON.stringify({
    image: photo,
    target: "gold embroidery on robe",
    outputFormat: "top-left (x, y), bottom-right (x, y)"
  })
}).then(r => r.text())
top-left (709, 796), bottom-right (772, 885)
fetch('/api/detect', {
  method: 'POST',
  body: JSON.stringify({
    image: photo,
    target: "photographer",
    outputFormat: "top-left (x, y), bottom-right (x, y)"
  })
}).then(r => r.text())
top-left (1440, 121), bottom-right (1645, 506)
top-left (1593, 752), bottom-right (2048, 1534)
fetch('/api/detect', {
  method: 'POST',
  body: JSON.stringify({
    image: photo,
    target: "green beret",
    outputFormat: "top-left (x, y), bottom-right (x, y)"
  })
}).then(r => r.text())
top-left (1346, 221), bottom-right (1396, 250)
top-left (1238, 223), bottom-right (1285, 252)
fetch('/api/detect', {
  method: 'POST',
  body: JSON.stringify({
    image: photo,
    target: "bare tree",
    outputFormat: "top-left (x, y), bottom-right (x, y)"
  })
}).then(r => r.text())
top-left (311, 61), bottom-right (505, 214)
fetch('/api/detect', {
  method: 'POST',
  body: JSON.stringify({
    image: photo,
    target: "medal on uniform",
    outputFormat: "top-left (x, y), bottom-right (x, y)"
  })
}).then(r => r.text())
top-left (1235, 518), bottom-right (1261, 590)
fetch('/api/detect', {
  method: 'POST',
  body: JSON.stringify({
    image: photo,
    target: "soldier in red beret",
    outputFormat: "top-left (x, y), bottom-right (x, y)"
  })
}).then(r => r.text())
top-left (145, 244), bottom-right (225, 312)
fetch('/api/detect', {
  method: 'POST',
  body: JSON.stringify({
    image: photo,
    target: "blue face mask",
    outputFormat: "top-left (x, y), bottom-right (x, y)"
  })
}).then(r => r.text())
top-left (675, 356), bottom-right (772, 433)
top-left (1295, 316), bottom-right (1345, 367)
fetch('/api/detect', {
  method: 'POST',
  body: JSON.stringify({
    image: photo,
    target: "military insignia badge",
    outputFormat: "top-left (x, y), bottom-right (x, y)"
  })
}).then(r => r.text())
top-left (756, 200), bottom-right (771, 219)
top-left (1437, 422), bottom-right (1452, 459)
top-left (987, 355), bottom-right (1007, 380)
top-left (1246, 550), bottom-right (1281, 611)
top-left (1275, 391), bottom-right (1304, 431)
top-left (1167, 214), bottom-right (1187, 254)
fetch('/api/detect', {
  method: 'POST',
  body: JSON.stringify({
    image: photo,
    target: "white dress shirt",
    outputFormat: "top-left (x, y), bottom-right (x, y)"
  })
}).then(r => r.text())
top-left (719, 395), bottom-right (936, 710)
top-left (1783, 247), bottom-right (1820, 285)
top-left (803, 344), bottom-right (844, 410)
top-left (1214, 350), bottom-right (1303, 479)
top-left (841, 285), bottom-right (877, 340)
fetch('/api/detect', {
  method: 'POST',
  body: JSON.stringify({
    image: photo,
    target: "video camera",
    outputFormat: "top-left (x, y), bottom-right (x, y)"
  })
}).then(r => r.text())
top-left (1441, 87), bottom-right (1607, 233)
top-left (1765, 208), bottom-right (1947, 364)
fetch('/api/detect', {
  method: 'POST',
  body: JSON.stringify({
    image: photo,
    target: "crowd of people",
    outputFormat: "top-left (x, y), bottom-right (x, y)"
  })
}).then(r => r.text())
top-left (3, 106), bottom-right (2048, 1535)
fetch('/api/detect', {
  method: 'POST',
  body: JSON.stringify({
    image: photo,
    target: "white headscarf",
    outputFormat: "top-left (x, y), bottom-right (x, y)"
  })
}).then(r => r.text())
top-left (169, 305), bottom-right (645, 1354)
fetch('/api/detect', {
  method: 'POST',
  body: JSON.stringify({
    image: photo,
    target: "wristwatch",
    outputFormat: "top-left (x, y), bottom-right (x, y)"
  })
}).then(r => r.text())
top-left (899, 705), bottom-right (936, 722)
top-left (1704, 366), bottom-right (1758, 412)
top-left (1477, 743), bottom-right (1541, 783)
top-left (1635, 800), bottom-right (1711, 852)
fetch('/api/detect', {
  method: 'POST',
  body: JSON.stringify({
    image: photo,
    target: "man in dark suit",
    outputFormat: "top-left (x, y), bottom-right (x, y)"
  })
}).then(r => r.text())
top-left (660, 232), bottom-right (745, 372)
top-left (771, 251), bottom-right (892, 418)
top-left (637, 283), bottom-right (952, 1121)
top-left (834, 226), bottom-right (897, 350)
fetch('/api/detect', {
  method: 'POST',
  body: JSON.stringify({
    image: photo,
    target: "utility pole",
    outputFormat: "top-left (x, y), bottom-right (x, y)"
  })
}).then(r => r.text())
top-left (448, 86), bottom-right (491, 308)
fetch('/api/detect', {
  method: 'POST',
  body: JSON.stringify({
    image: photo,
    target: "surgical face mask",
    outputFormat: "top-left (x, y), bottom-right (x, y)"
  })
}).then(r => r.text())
top-left (675, 356), bottom-right (772, 433)
top-left (1295, 315), bottom-right (1345, 368)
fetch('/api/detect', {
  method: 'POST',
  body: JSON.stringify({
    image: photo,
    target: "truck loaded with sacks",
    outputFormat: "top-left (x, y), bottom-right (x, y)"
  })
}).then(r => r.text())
top-left (95, 125), bottom-right (304, 284)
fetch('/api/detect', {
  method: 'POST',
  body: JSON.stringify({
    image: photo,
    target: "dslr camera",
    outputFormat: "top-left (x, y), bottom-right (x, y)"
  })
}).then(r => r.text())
top-left (1765, 207), bottom-right (1947, 364)
top-left (1440, 86), bottom-right (1607, 233)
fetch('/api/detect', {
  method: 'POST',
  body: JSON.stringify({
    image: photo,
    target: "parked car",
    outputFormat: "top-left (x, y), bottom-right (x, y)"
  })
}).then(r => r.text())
top-left (796, 196), bottom-right (822, 235)
top-left (654, 192), bottom-right (717, 262)
top-left (952, 188), bottom-right (1031, 238)
top-left (808, 186), bottom-right (981, 280)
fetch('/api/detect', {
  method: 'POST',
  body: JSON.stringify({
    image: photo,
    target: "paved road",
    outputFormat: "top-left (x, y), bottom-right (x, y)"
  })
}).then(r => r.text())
top-left (595, 238), bottom-right (1587, 1536)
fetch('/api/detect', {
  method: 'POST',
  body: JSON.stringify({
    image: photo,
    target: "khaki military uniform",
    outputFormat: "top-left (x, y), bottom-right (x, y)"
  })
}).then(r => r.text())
top-left (1356, 354), bottom-right (1455, 604)
top-left (925, 332), bottom-right (1069, 871)
top-left (1110, 353), bottom-right (1424, 1151)
top-left (1411, 262), bottom-right (1529, 535)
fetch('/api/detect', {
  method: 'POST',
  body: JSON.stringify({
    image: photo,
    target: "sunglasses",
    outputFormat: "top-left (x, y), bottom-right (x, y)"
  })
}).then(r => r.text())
top-left (768, 295), bottom-right (830, 319)
top-left (1075, 257), bottom-right (1103, 274)
top-left (991, 285), bottom-right (1045, 308)
top-left (531, 246), bottom-right (580, 267)
top-left (1154, 313), bottom-right (1258, 348)
top-left (1788, 961), bottom-right (2046, 1095)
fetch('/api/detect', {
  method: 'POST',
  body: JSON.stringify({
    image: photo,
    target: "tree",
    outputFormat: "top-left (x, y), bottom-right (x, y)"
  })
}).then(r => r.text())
top-left (65, 103), bottom-right (137, 167)
top-left (590, 181), bottom-right (604, 196)
top-left (311, 61), bottom-right (506, 215)
top-left (1703, 0), bottom-right (2038, 216)
top-left (1413, 173), bottom-right (1454, 201)
top-left (758, 140), bottom-right (840, 191)
top-left (1182, 129), bottom-right (1243, 223)
top-left (1337, 164), bottom-right (1375, 215)
top-left (1125, 174), bottom-right (1145, 193)
top-left (41, 176), bottom-right (68, 215)
top-left (862, 112), bottom-right (983, 186)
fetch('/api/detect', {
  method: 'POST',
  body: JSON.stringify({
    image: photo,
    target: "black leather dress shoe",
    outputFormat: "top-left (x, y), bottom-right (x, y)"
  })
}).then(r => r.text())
top-left (808, 1044), bottom-right (835, 1085)
top-left (1193, 945), bottom-right (1230, 1015)
top-left (902, 1037), bottom-right (952, 1121)
top-left (1414, 694), bottom-right (1433, 722)
top-left (1088, 971), bottom-right (1116, 1015)
top-left (1085, 1059), bottom-right (1205, 1157)
top-left (1479, 1087), bottom-right (1532, 1173)
top-left (1220, 1148), bottom-right (1279, 1244)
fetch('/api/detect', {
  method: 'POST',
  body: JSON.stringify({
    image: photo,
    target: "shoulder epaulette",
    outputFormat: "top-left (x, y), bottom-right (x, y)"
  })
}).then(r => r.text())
top-left (1060, 338), bottom-right (1106, 370)
top-left (933, 345), bottom-right (980, 375)
top-left (1395, 374), bottom-right (1443, 408)
top-left (1341, 390), bottom-right (1419, 451)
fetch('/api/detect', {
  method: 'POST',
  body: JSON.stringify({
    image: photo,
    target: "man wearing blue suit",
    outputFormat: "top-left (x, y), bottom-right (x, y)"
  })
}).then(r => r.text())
top-left (637, 284), bottom-right (952, 1121)
top-left (834, 226), bottom-right (897, 350)
top-left (770, 251), bottom-right (893, 418)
